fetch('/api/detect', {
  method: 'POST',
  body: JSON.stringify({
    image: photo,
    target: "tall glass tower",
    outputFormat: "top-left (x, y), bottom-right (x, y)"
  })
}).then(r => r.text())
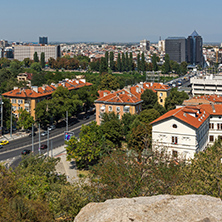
top-left (187, 31), bottom-right (203, 67)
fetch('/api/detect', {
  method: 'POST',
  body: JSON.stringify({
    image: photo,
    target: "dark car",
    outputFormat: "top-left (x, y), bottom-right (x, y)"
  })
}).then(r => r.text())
top-left (29, 132), bottom-right (36, 137)
top-left (40, 144), bottom-right (47, 150)
top-left (21, 149), bottom-right (31, 155)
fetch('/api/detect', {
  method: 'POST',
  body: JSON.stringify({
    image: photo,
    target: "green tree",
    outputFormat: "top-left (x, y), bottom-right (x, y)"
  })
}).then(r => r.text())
top-left (33, 52), bottom-right (39, 63)
top-left (23, 58), bottom-right (33, 67)
top-left (105, 51), bottom-right (109, 68)
top-left (9, 60), bottom-right (23, 76)
top-left (165, 88), bottom-right (189, 111)
top-left (99, 57), bottom-right (108, 73)
top-left (66, 121), bottom-right (105, 169)
top-left (40, 52), bottom-right (45, 68)
top-left (125, 52), bottom-right (129, 72)
top-left (141, 52), bottom-right (145, 72)
top-left (30, 62), bottom-right (42, 72)
top-left (152, 53), bottom-right (158, 71)
top-left (110, 51), bottom-right (115, 71)
top-left (180, 61), bottom-right (188, 75)
top-left (117, 53), bottom-right (122, 72)
top-left (153, 101), bottom-right (166, 115)
top-left (129, 52), bottom-right (133, 71)
top-left (162, 54), bottom-right (170, 74)
top-left (121, 113), bottom-right (137, 138)
top-left (137, 53), bottom-right (140, 72)
top-left (98, 73), bottom-right (120, 90)
top-left (141, 89), bottom-right (158, 110)
top-left (122, 52), bottom-right (125, 72)
top-left (17, 109), bottom-right (34, 130)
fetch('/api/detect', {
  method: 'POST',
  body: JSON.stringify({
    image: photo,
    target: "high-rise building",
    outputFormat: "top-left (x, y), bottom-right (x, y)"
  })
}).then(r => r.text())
top-left (39, 36), bottom-right (48, 45)
top-left (14, 45), bottom-right (60, 61)
top-left (140, 39), bottom-right (150, 51)
top-left (165, 37), bottom-right (187, 63)
top-left (187, 30), bottom-right (203, 67)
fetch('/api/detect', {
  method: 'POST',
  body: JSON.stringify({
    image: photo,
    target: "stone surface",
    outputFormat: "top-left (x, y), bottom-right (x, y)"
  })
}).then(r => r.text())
top-left (74, 195), bottom-right (222, 222)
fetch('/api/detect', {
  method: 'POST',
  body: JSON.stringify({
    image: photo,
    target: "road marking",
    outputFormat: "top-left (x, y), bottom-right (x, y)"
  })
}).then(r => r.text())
top-left (0, 120), bottom-right (93, 157)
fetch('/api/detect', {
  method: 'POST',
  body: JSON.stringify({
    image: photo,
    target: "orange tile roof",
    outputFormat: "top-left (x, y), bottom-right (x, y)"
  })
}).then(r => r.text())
top-left (2, 79), bottom-right (92, 99)
top-left (194, 95), bottom-right (222, 103)
top-left (143, 82), bottom-right (170, 91)
top-left (95, 89), bottom-right (142, 104)
top-left (199, 104), bottom-right (222, 115)
top-left (151, 106), bottom-right (210, 129)
top-left (98, 90), bottom-right (111, 98)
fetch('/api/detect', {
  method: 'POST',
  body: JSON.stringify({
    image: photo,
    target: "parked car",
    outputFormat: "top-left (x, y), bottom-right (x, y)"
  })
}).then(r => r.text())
top-left (21, 149), bottom-right (31, 155)
top-left (40, 144), bottom-right (47, 150)
top-left (0, 140), bottom-right (9, 145)
top-left (41, 131), bottom-right (49, 136)
top-left (0, 145), bottom-right (3, 149)
top-left (29, 132), bottom-right (36, 137)
top-left (48, 125), bottom-right (56, 131)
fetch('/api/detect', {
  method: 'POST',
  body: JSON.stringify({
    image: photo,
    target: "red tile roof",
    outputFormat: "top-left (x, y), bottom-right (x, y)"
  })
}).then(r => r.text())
top-left (98, 90), bottom-right (111, 98)
top-left (151, 106), bottom-right (210, 129)
top-left (2, 79), bottom-right (92, 99)
top-left (194, 95), bottom-right (222, 103)
top-left (200, 104), bottom-right (222, 115)
top-left (95, 89), bottom-right (142, 104)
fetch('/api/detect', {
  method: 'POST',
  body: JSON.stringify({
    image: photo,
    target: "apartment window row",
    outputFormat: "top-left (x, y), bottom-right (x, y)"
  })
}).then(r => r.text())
top-left (11, 99), bottom-right (23, 104)
top-left (209, 135), bottom-right (222, 142)
top-left (209, 123), bottom-right (222, 130)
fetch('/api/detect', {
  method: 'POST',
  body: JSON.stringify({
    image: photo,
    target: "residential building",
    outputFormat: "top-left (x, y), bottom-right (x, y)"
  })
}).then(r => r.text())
top-left (165, 37), bottom-right (187, 63)
top-left (158, 40), bottom-right (165, 52)
top-left (17, 73), bottom-right (33, 86)
top-left (187, 31), bottom-right (203, 67)
top-left (190, 74), bottom-right (222, 96)
top-left (95, 89), bottom-right (143, 125)
top-left (14, 45), bottom-right (60, 62)
top-left (39, 36), bottom-right (48, 45)
top-left (130, 82), bottom-right (171, 107)
top-left (2, 79), bottom-right (92, 120)
top-left (151, 106), bottom-right (210, 159)
top-left (140, 39), bottom-right (150, 51)
top-left (0, 40), bottom-right (9, 48)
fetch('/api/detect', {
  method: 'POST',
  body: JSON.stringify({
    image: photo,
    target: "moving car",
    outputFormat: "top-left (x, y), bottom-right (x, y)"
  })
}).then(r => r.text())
top-left (48, 125), bottom-right (56, 131)
top-left (41, 131), bottom-right (49, 136)
top-left (21, 149), bottom-right (31, 155)
top-left (0, 140), bottom-right (9, 145)
top-left (40, 144), bottom-right (47, 150)
top-left (29, 132), bottom-right (36, 137)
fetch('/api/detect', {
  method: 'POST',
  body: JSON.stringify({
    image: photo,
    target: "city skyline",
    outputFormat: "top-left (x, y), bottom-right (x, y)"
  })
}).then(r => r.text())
top-left (1, 0), bottom-right (222, 43)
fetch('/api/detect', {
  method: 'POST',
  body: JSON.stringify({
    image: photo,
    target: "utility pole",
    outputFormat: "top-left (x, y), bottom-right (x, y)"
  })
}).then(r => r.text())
top-left (47, 127), bottom-right (49, 157)
top-left (39, 123), bottom-right (41, 155)
top-left (51, 140), bottom-right (53, 157)
top-left (10, 105), bottom-right (12, 138)
top-left (32, 124), bottom-right (34, 153)
top-left (66, 110), bottom-right (68, 131)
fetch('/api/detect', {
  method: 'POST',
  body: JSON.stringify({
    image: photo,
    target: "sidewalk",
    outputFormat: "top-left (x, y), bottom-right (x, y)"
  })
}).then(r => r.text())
top-left (0, 131), bottom-right (28, 142)
top-left (53, 145), bottom-right (78, 183)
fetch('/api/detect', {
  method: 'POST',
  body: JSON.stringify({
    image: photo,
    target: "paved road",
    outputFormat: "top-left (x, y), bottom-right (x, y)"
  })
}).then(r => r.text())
top-left (0, 114), bottom-right (95, 162)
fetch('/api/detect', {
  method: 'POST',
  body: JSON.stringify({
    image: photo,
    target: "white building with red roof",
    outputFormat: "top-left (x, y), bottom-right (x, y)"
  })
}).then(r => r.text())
top-left (151, 106), bottom-right (210, 159)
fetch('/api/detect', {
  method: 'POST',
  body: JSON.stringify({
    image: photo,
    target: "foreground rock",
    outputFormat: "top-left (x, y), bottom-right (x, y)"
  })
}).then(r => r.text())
top-left (74, 195), bottom-right (222, 222)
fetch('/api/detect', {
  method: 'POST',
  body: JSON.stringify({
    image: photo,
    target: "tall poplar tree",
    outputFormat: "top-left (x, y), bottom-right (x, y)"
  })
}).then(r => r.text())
top-left (110, 51), bottom-right (115, 71)
top-left (141, 52), bottom-right (145, 72)
top-left (125, 52), bottom-right (129, 72)
top-left (40, 52), bottom-right (45, 68)
top-left (129, 52), bottom-right (133, 71)
top-left (122, 52), bottom-right (125, 72)
top-left (117, 53), bottom-right (122, 72)
top-left (137, 53), bottom-right (140, 72)
top-left (105, 51), bottom-right (109, 68)
top-left (34, 52), bottom-right (39, 63)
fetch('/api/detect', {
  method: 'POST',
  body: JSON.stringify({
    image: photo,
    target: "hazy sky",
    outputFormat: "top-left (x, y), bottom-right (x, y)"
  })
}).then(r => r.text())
top-left (1, 0), bottom-right (222, 43)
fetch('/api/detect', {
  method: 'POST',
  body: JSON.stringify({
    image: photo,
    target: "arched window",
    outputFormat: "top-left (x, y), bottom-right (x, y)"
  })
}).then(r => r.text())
top-left (172, 124), bottom-right (177, 128)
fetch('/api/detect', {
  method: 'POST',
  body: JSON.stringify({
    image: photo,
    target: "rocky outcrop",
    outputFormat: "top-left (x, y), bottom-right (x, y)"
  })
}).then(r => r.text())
top-left (74, 195), bottom-right (222, 222)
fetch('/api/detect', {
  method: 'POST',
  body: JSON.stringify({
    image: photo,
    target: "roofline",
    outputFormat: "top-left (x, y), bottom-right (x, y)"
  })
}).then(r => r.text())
top-left (95, 100), bottom-right (143, 106)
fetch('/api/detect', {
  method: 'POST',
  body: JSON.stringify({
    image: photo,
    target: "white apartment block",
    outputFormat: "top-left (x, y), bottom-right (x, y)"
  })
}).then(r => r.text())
top-left (14, 45), bottom-right (60, 62)
top-left (191, 75), bottom-right (222, 96)
top-left (151, 106), bottom-right (210, 159)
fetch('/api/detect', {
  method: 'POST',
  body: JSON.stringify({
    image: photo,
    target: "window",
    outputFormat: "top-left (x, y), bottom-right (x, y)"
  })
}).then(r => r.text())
top-left (172, 150), bottom-right (178, 158)
top-left (18, 107), bottom-right (23, 110)
top-left (12, 106), bottom-right (16, 111)
top-left (18, 99), bottom-right (23, 104)
top-left (172, 136), bottom-right (178, 144)
top-left (123, 106), bottom-right (130, 113)
top-left (11, 99), bottom-right (16, 104)
top-left (172, 124), bottom-right (177, 128)
top-left (159, 93), bottom-right (163, 97)
top-left (116, 107), bottom-right (120, 113)
top-left (209, 135), bottom-right (214, 142)
top-left (209, 123), bottom-right (214, 129)
top-left (160, 99), bottom-right (163, 103)
top-left (219, 116), bottom-right (222, 119)
top-left (217, 123), bottom-right (222, 130)
top-left (108, 106), bottom-right (112, 112)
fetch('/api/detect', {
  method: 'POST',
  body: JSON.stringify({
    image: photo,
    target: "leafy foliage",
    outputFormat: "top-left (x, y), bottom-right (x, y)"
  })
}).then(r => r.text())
top-left (17, 109), bottom-right (34, 130)
top-left (141, 89), bottom-right (158, 110)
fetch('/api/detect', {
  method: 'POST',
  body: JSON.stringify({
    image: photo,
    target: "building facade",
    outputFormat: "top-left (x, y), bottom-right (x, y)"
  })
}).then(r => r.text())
top-left (165, 37), bottom-right (187, 63)
top-left (190, 75), bottom-right (222, 96)
top-left (151, 106), bottom-right (210, 159)
top-left (95, 89), bottom-right (143, 125)
top-left (140, 39), bottom-right (150, 51)
top-left (2, 79), bottom-right (92, 120)
top-left (14, 45), bottom-right (60, 62)
top-left (187, 31), bottom-right (203, 67)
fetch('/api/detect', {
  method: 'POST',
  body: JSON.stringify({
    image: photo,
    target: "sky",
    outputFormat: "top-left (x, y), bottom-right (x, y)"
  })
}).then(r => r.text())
top-left (1, 0), bottom-right (222, 43)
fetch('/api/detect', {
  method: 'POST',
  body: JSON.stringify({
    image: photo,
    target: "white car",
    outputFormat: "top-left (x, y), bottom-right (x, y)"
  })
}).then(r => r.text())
top-left (48, 125), bottom-right (56, 131)
top-left (41, 131), bottom-right (49, 136)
